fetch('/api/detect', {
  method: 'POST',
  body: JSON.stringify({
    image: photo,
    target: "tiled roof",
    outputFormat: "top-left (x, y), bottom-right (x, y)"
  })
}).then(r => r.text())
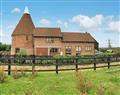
top-left (34, 27), bottom-right (62, 37)
top-left (12, 13), bottom-right (98, 43)
top-left (12, 13), bottom-right (35, 36)
top-left (62, 32), bottom-right (97, 43)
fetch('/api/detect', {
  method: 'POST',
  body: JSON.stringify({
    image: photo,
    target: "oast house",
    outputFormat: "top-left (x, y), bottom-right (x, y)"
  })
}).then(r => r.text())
top-left (11, 7), bottom-right (99, 56)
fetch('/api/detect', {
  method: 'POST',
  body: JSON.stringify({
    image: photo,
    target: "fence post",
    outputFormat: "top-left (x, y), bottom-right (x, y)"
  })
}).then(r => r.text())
top-left (93, 57), bottom-right (96, 70)
top-left (107, 56), bottom-right (110, 69)
top-left (8, 57), bottom-right (11, 75)
top-left (32, 55), bottom-right (35, 74)
top-left (75, 58), bottom-right (78, 72)
top-left (56, 59), bottom-right (58, 74)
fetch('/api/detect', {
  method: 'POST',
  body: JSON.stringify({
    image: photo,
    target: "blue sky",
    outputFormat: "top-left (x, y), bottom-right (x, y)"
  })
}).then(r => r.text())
top-left (0, 0), bottom-right (120, 47)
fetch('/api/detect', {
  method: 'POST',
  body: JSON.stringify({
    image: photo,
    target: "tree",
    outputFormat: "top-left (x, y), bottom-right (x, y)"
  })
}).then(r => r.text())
top-left (0, 43), bottom-right (11, 51)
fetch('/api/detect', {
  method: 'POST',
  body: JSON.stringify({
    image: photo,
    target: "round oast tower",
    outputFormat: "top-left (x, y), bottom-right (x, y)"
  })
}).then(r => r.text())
top-left (11, 6), bottom-right (35, 55)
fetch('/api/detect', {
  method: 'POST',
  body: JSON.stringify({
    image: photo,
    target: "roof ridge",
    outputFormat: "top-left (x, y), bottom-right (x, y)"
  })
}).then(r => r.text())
top-left (62, 32), bottom-right (87, 34)
top-left (35, 27), bottom-right (60, 29)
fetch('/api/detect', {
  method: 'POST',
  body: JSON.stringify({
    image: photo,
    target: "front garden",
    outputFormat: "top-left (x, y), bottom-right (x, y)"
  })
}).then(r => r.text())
top-left (0, 67), bottom-right (120, 95)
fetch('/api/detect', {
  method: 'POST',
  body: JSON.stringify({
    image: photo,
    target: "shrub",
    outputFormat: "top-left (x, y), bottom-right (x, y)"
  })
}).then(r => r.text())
top-left (75, 72), bottom-right (93, 95)
top-left (17, 48), bottom-right (27, 57)
top-left (0, 66), bottom-right (6, 83)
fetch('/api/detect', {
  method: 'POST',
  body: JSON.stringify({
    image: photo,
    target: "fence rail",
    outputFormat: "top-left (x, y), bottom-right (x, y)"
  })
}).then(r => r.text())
top-left (0, 55), bottom-right (120, 75)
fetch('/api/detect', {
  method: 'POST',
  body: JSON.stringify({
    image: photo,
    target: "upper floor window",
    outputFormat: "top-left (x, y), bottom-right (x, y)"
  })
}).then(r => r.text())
top-left (76, 46), bottom-right (81, 52)
top-left (85, 47), bottom-right (92, 51)
top-left (47, 38), bottom-right (54, 43)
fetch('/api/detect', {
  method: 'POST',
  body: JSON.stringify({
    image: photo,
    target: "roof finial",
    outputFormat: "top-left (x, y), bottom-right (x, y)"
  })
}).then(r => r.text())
top-left (24, 6), bottom-right (29, 14)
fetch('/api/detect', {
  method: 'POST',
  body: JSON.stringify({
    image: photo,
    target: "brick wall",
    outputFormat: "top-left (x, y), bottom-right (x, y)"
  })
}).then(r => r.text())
top-left (34, 37), bottom-right (95, 56)
top-left (11, 36), bottom-right (96, 56)
top-left (61, 42), bottom-right (95, 55)
top-left (11, 35), bottom-right (34, 55)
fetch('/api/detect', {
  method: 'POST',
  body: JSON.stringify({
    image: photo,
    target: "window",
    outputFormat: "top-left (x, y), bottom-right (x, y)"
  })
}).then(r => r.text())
top-left (76, 46), bottom-right (81, 52)
top-left (76, 46), bottom-right (81, 56)
top-left (47, 38), bottom-right (54, 43)
top-left (85, 46), bottom-right (92, 51)
top-left (15, 48), bottom-right (20, 53)
top-left (65, 46), bottom-right (72, 55)
top-left (50, 48), bottom-right (58, 53)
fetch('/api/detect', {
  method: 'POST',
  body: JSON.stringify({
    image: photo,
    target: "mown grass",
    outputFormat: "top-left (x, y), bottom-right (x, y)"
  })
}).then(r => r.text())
top-left (0, 67), bottom-right (120, 95)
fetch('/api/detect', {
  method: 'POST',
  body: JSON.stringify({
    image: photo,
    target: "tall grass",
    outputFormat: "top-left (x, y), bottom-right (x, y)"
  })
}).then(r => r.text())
top-left (96, 84), bottom-right (105, 95)
top-left (12, 66), bottom-right (22, 79)
top-left (0, 66), bottom-right (6, 83)
top-left (75, 72), bottom-right (93, 95)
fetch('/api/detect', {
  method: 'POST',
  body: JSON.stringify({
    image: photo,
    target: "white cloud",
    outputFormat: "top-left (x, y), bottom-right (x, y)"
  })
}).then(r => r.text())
top-left (40, 19), bottom-right (50, 26)
top-left (71, 14), bottom-right (103, 29)
top-left (105, 16), bottom-right (114, 22)
top-left (63, 22), bottom-right (68, 28)
top-left (93, 15), bottom-right (103, 24)
top-left (56, 20), bottom-right (68, 28)
top-left (7, 25), bottom-right (15, 30)
top-left (56, 20), bottom-right (63, 25)
top-left (11, 8), bottom-right (21, 13)
top-left (106, 21), bottom-right (120, 32)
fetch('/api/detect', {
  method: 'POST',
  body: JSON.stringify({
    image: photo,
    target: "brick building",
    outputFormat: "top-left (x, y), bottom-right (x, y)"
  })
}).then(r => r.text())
top-left (11, 7), bottom-right (98, 56)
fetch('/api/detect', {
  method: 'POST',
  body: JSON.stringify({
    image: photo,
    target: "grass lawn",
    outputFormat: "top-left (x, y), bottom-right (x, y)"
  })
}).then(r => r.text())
top-left (0, 67), bottom-right (120, 95)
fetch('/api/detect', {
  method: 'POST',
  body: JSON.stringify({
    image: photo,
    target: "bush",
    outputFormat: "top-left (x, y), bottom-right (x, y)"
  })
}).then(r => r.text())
top-left (0, 66), bottom-right (6, 83)
top-left (17, 48), bottom-right (27, 57)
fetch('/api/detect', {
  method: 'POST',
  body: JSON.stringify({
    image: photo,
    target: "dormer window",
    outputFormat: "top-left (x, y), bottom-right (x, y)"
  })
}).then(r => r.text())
top-left (47, 38), bottom-right (54, 43)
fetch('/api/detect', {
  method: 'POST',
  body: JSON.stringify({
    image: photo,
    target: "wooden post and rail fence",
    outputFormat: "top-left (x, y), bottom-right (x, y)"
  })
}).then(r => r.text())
top-left (0, 55), bottom-right (120, 75)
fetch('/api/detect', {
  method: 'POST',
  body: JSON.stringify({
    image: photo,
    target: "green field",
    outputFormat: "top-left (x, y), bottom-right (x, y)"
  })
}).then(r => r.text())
top-left (0, 67), bottom-right (120, 95)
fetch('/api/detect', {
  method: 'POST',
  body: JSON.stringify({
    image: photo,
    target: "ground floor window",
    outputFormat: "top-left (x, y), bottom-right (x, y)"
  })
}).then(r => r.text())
top-left (76, 46), bottom-right (81, 52)
top-left (50, 48), bottom-right (58, 53)
top-left (65, 46), bottom-right (72, 55)
top-left (76, 46), bottom-right (81, 56)
top-left (15, 48), bottom-right (20, 53)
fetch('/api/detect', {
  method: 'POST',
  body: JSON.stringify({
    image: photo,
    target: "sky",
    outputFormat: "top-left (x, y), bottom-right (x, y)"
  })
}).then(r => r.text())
top-left (0, 0), bottom-right (120, 47)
